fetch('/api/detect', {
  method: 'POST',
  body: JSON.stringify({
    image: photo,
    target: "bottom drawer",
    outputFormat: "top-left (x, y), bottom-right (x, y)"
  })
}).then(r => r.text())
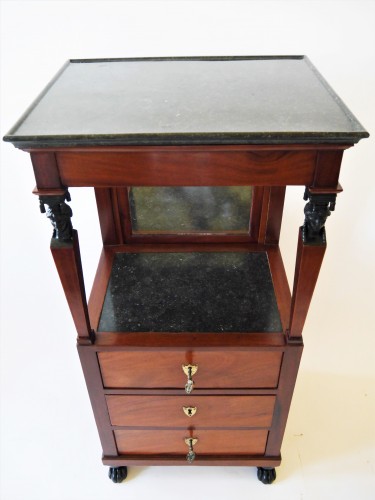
top-left (114, 429), bottom-right (268, 455)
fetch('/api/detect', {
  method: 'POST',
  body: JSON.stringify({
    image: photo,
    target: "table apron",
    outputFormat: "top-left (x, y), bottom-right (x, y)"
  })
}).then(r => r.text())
top-left (56, 150), bottom-right (317, 187)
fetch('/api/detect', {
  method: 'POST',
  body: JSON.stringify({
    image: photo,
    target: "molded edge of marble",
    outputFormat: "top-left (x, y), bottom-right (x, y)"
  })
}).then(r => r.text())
top-left (2, 131), bottom-right (369, 149)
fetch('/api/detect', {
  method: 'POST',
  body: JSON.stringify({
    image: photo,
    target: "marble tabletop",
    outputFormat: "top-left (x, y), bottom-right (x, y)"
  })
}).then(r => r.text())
top-left (4, 56), bottom-right (368, 148)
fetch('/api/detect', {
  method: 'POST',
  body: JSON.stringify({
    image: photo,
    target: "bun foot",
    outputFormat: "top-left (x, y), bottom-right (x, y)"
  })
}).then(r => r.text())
top-left (109, 466), bottom-right (128, 483)
top-left (257, 467), bottom-right (276, 484)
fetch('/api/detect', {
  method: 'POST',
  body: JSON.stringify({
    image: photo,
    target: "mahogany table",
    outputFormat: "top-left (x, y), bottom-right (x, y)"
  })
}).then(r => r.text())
top-left (4, 56), bottom-right (368, 484)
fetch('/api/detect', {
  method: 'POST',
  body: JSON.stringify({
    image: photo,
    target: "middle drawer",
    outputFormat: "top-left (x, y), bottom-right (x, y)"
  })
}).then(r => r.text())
top-left (106, 395), bottom-right (276, 428)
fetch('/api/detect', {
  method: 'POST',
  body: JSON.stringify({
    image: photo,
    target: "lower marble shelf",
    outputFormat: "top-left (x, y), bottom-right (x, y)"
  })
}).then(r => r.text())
top-left (97, 250), bottom-right (283, 333)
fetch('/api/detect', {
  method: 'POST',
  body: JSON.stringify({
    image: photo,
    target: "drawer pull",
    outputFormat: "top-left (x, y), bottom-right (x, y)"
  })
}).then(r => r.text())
top-left (183, 406), bottom-right (197, 417)
top-left (184, 437), bottom-right (198, 463)
top-left (182, 364), bottom-right (198, 394)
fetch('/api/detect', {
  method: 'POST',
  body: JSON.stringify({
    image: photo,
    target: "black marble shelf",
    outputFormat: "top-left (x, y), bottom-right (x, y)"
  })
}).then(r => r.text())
top-left (4, 56), bottom-right (368, 148)
top-left (98, 251), bottom-right (282, 333)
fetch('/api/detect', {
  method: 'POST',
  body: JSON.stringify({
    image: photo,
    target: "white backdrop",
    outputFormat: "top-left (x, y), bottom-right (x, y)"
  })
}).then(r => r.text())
top-left (1, 2), bottom-right (374, 499)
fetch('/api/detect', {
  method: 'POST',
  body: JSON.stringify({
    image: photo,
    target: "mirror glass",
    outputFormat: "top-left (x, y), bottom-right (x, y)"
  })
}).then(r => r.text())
top-left (129, 186), bottom-right (253, 233)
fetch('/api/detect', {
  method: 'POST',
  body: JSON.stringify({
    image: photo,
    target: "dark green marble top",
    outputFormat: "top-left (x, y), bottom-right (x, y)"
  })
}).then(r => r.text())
top-left (4, 56), bottom-right (368, 148)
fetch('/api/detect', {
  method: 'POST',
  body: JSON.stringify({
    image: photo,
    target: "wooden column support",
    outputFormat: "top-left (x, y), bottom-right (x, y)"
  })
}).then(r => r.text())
top-left (50, 231), bottom-right (94, 344)
top-left (288, 186), bottom-right (341, 339)
top-left (265, 186), bottom-right (286, 245)
top-left (288, 227), bottom-right (326, 339)
top-left (37, 189), bottom-right (94, 344)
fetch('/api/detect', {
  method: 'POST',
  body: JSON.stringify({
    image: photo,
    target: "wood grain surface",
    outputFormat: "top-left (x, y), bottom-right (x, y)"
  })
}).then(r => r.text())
top-left (106, 394), bottom-right (275, 428)
top-left (98, 350), bottom-right (282, 389)
top-left (114, 428), bottom-right (268, 455)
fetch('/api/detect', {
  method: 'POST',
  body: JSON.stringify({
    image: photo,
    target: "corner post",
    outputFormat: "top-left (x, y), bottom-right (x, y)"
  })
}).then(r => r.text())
top-left (288, 187), bottom-right (339, 340)
top-left (37, 188), bottom-right (94, 344)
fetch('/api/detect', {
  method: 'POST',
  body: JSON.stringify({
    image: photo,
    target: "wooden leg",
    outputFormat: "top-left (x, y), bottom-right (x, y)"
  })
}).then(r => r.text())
top-left (50, 230), bottom-right (93, 343)
top-left (288, 227), bottom-right (326, 339)
top-left (37, 191), bottom-right (93, 343)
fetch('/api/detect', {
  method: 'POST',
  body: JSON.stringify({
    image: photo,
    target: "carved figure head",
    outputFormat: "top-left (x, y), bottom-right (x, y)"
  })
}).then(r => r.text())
top-left (45, 199), bottom-right (73, 240)
top-left (304, 201), bottom-right (331, 235)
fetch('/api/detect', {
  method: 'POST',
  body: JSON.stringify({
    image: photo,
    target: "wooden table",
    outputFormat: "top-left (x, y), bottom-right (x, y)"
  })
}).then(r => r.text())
top-left (4, 56), bottom-right (368, 484)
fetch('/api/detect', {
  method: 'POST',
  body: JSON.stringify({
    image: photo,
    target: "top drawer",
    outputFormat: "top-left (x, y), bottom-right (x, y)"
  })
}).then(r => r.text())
top-left (98, 350), bottom-right (282, 389)
top-left (57, 150), bottom-right (316, 187)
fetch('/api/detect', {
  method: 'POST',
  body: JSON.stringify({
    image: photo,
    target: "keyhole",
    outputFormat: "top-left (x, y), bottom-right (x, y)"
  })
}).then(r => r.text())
top-left (183, 406), bottom-right (197, 417)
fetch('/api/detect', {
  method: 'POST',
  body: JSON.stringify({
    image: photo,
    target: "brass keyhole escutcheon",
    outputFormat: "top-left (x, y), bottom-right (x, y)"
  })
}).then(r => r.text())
top-left (182, 364), bottom-right (198, 394)
top-left (183, 406), bottom-right (197, 418)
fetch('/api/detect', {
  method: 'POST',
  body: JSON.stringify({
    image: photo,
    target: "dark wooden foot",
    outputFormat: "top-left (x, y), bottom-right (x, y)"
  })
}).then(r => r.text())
top-left (257, 467), bottom-right (276, 484)
top-left (108, 466), bottom-right (128, 483)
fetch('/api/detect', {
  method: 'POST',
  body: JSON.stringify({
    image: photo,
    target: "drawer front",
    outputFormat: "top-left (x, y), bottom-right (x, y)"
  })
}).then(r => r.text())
top-left (57, 150), bottom-right (315, 187)
top-left (107, 395), bottom-right (276, 428)
top-left (114, 429), bottom-right (268, 455)
top-left (98, 350), bottom-right (282, 389)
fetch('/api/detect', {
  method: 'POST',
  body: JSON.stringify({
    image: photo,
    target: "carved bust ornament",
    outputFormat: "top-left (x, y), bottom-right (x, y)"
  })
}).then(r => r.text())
top-left (303, 201), bottom-right (331, 243)
top-left (39, 191), bottom-right (73, 241)
top-left (303, 188), bottom-right (337, 245)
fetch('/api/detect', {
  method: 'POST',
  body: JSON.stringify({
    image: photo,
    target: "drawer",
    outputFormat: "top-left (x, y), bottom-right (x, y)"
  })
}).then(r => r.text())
top-left (98, 350), bottom-right (282, 389)
top-left (114, 429), bottom-right (268, 455)
top-left (107, 395), bottom-right (276, 428)
top-left (57, 150), bottom-right (316, 187)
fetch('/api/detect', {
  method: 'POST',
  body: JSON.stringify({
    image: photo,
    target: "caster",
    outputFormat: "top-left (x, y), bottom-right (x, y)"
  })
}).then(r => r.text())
top-left (108, 466), bottom-right (128, 483)
top-left (257, 467), bottom-right (276, 484)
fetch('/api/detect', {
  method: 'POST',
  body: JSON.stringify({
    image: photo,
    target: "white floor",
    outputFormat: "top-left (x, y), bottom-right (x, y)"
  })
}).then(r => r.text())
top-left (1, 2), bottom-right (375, 499)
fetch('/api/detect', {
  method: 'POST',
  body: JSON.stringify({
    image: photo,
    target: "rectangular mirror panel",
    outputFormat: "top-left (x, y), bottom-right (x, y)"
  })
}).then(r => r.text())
top-left (129, 186), bottom-right (253, 233)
